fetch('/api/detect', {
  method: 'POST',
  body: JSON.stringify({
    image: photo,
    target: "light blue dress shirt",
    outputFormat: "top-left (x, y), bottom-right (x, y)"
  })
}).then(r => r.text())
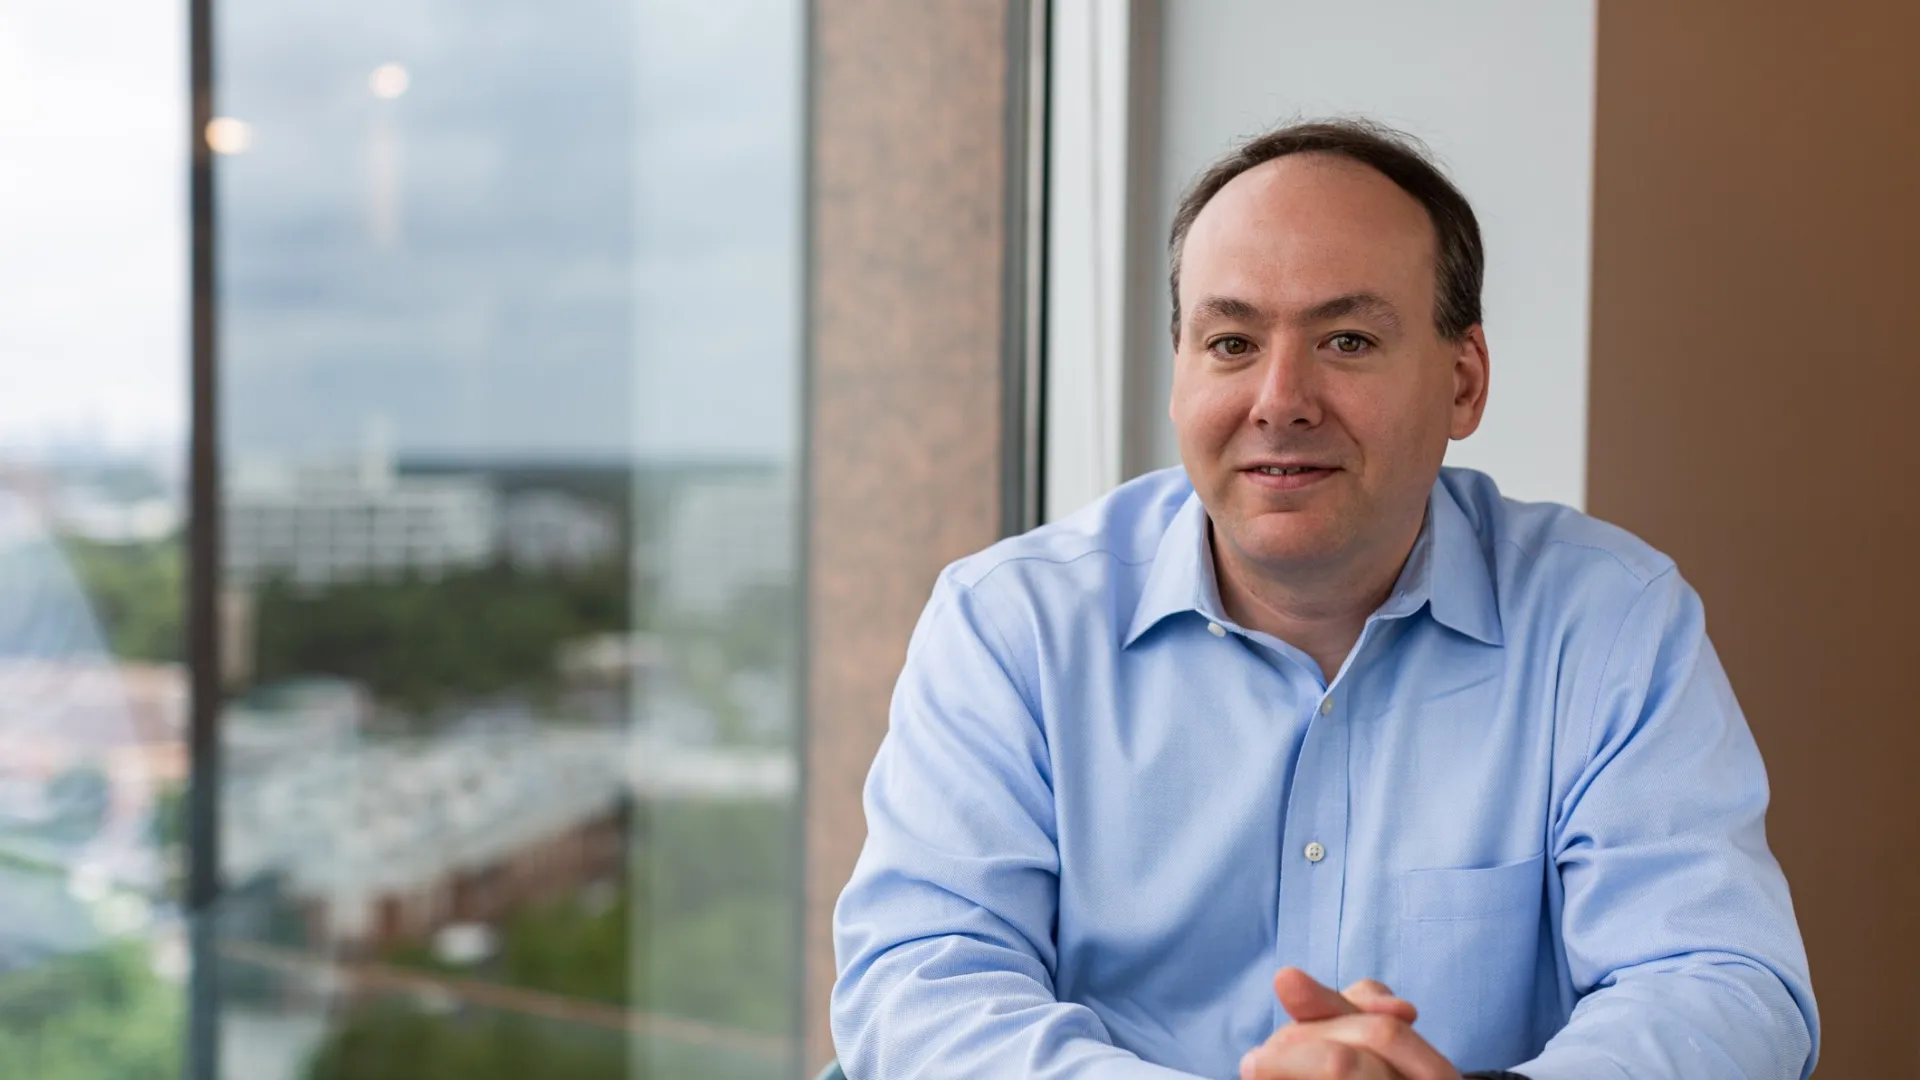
top-left (832, 467), bottom-right (1817, 1080)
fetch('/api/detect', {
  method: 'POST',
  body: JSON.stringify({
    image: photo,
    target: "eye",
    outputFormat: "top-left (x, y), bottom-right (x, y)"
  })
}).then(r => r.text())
top-left (1208, 335), bottom-right (1254, 359)
top-left (1327, 332), bottom-right (1374, 356)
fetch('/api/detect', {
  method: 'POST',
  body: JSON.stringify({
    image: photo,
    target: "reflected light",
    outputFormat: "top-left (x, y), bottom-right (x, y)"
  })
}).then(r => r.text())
top-left (205, 116), bottom-right (252, 155)
top-left (370, 63), bottom-right (410, 99)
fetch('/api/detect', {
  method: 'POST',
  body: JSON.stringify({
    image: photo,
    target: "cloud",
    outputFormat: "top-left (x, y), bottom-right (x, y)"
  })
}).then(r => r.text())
top-left (0, 0), bottom-right (188, 455)
top-left (1, 0), bottom-right (806, 463)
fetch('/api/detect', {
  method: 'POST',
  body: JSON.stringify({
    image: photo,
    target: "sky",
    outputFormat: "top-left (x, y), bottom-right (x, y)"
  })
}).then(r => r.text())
top-left (0, 0), bottom-right (188, 458)
top-left (0, 0), bottom-right (803, 465)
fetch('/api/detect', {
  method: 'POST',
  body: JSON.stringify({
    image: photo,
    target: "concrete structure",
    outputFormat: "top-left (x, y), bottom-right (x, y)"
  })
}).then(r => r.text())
top-left (804, 1), bottom-right (1016, 1062)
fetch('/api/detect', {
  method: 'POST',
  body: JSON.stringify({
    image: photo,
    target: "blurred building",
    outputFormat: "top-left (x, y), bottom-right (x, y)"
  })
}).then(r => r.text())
top-left (0, 458), bottom-right (184, 545)
top-left (499, 489), bottom-right (619, 573)
top-left (223, 454), bottom-right (497, 587)
top-left (48, 486), bottom-right (182, 545)
top-left (660, 476), bottom-right (794, 617)
top-left (223, 677), bottom-right (368, 774)
top-left (221, 727), bottom-right (793, 956)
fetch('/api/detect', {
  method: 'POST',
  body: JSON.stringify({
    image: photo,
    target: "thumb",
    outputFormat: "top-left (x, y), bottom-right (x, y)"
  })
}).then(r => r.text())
top-left (1272, 967), bottom-right (1355, 1023)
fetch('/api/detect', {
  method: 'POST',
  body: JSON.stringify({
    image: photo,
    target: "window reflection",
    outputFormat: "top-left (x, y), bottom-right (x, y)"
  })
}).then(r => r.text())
top-left (213, 1), bottom-right (804, 1078)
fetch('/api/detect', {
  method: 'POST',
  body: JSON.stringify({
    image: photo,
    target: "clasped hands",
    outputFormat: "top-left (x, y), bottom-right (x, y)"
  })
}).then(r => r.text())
top-left (1239, 967), bottom-right (1461, 1080)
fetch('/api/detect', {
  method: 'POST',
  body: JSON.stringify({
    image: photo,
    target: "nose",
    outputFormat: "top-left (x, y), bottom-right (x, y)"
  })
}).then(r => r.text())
top-left (1249, 340), bottom-right (1323, 431)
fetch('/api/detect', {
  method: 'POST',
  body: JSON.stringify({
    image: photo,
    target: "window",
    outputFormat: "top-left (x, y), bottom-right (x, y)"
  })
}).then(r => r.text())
top-left (2, 2), bottom-right (1034, 1078)
top-left (207, 0), bottom-right (806, 1077)
top-left (0, 1), bottom-right (192, 1076)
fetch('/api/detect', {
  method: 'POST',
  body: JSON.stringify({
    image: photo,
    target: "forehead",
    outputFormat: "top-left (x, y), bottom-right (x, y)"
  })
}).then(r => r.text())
top-left (1182, 154), bottom-right (1438, 313)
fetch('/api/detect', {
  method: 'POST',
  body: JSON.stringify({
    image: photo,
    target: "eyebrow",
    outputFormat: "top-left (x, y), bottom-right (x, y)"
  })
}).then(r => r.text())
top-left (1185, 291), bottom-right (1405, 333)
top-left (1186, 295), bottom-right (1266, 327)
top-left (1300, 292), bottom-right (1403, 331)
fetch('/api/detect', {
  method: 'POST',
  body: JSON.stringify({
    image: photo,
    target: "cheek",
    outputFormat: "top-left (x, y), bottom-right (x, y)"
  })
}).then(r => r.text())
top-left (1170, 380), bottom-right (1242, 451)
top-left (1333, 378), bottom-right (1449, 453)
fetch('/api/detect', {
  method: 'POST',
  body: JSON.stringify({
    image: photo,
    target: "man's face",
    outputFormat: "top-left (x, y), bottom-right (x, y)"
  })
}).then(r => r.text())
top-left (1169, 153), bottom-right (1488, 579)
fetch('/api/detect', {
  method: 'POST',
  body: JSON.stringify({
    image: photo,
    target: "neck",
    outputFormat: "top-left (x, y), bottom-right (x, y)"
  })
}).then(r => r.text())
top-left (1211, 517), bottom-right (1423, 683)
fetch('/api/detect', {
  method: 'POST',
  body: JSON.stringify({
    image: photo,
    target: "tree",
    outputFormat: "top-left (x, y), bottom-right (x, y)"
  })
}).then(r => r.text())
top-left (251, 560), bottom-right (630, 719)
top-left (304, 1003), bottom-right (627, 1080)
top-left (0, 943), bottom-right (184, 1080)
top-left (57, 537), bottom-right (184, 664)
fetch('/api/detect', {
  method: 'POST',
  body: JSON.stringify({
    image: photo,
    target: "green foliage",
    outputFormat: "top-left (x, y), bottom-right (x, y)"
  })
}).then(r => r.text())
top-left (57, 537), bottom-right (184, 663)
top-left (640, 800), bottom-right (798, 1035)
top-left (644, 892), bottom-right (793, 1037)
top-left (149, 782), bottom-right (188, 852)
top-left (252, 560), bottom-right (630, 717)
top-left (302, 999), bottom-right (783, 1080)
top-left (387, 882), bottom-right (631, 1010)
top-left (304, 1004), bottom-right (628, 1080)
top-left (0, 944), bottom-right (184, 1080)
top-left (495, 887), bottom-right (630, 1007)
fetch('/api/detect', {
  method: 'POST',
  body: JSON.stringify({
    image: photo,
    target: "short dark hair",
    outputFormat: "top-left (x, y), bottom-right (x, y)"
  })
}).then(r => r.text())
top-left (1167, 118), bottom-right (1484, 346)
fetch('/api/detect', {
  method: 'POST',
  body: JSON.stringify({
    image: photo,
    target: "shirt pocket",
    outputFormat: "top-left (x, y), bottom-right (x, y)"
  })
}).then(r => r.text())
top-left (1393, 853), bottom-right (1547, 1071)
top-left (1400, 853), bottom-right (1543, 921)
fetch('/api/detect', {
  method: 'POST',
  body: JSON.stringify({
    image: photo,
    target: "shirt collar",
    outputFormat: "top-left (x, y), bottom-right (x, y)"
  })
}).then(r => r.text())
top-left (1418, 477), bottom-right (1504, 645)
top-left (1122, 476), bottom-right (1503, 649)
top-left (1123, 492), bottom-right (1222, 647)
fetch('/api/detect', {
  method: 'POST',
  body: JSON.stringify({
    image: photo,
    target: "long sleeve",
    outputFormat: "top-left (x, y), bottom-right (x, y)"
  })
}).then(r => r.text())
top-left (1521, 568), bottom-right (1819, 1079)
top-left (830, 571), bottom-right (1201, 1080)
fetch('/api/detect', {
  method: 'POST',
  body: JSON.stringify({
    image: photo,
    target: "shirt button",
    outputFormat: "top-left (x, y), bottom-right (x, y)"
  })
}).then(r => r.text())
top-left (1304, 841), bottom-right (1326, 863)
top-left (1319, 696), bottom-right (1334, 716)
top-left (1207, 622), bottom-right (1227, 637)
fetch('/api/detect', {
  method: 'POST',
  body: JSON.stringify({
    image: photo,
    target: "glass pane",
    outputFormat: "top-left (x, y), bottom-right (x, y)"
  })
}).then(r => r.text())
top-left (0, 2), bottom-right (192, 1077)
top-left (211, 1), bottom-right (805, 1077)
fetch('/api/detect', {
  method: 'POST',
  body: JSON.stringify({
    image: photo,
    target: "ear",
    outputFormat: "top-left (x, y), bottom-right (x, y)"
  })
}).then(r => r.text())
top-left (1448, 324), bottom-right (1490, 441)
top-left (1168, 338), bottom-right (1183, 425)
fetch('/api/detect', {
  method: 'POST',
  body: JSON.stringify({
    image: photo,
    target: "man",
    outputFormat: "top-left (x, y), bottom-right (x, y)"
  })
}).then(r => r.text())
top-left (831, 120), bottom-right (1817, 1079)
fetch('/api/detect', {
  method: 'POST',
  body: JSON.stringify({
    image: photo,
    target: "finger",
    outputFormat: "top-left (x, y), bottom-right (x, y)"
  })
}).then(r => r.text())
top-left (1341, 979), bottom-right (1418, 1023)
top-left (1241, 1037), bottom-right (1384, 1080)
top-left (1274, 1014), bottom-right (1460, 1080)
top-left (1353, 995), bottom-right (1418, 1024)
top-left (1273, 967), bottom-right (1357, 1023)
top-left (1341, 979), bottom-right (1395, 1006)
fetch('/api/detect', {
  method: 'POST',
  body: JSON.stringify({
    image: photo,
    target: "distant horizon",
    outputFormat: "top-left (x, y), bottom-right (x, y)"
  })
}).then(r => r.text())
top-left (398, 450), bottom-right (793, 472)
top-left (1, 445), bottom-right (797, 500)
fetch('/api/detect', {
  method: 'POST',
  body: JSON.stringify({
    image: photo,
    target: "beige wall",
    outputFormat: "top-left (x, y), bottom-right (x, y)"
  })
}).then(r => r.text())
top-left (1589, 3), bottom-right (1920, 1073)
top-left (805, 0), bottom-right (1014, 1066)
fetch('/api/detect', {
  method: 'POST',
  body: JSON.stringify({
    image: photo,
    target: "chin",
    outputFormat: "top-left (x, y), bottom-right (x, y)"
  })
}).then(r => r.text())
top-left (1228, 518), bottom-right (1346, 569)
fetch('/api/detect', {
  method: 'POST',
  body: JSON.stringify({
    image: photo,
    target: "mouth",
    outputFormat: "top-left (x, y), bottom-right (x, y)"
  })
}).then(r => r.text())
top-left (1241, 463), bottom-right (1338, 491)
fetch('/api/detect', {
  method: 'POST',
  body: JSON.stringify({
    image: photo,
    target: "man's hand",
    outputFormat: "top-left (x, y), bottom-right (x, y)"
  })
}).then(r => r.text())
top-left (1238, 968), bottom-right (1461, 1080)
